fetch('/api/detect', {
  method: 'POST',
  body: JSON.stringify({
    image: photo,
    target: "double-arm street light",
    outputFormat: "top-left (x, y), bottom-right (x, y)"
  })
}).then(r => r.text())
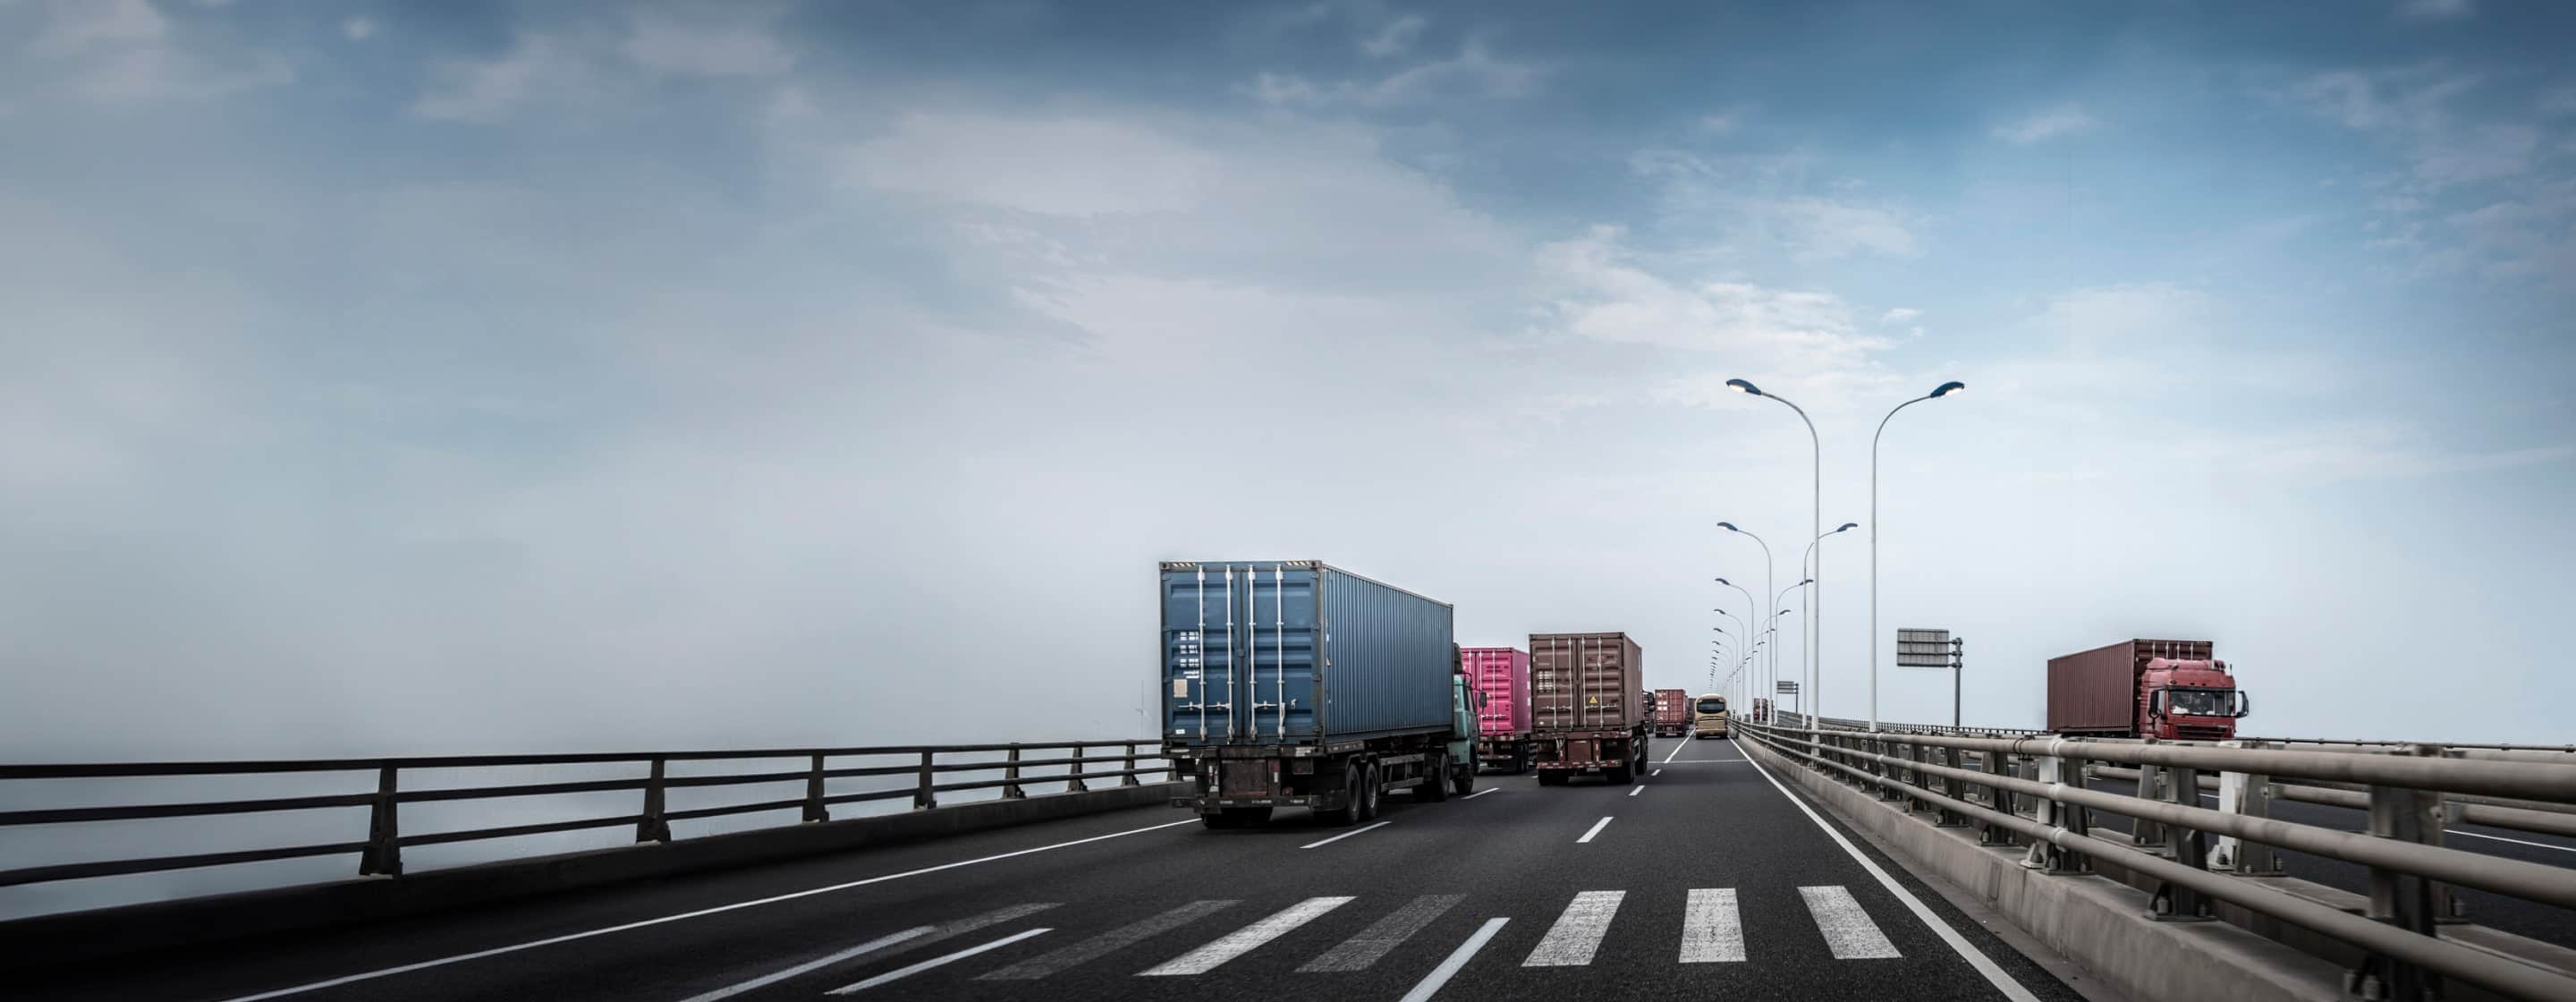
top-left (1801, 522), bottom-right (1858, 724)
top-left (1868, 380), bottom-right (1965, 732)
top-left (1724, 379), bottom-right (1820, 717)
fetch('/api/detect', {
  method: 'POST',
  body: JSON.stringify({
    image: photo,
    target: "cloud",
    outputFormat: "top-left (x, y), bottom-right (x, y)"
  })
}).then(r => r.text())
top-left (1627, 150), bottom-right (1921, 261)
top-left (1538, 226), bottom-right (1889, 378)
top-left (1771, 198), bottom-right (1920, 259)
top-left (343, 18), bottom-right (376, 42)
top-left (2036, 283), bottom-right (2210, 349)
top-left (622, 9), bottom-right (794, 77)
top-left (19, 0), bottom-right (291, 104)
top-left (1993, 105), bottom-right (2097, 144)
top-left (844, 114), bottom-right (1218, 217)
top-left (2395, 0), bottom-right (2473, 21)
top-left (1360, 13), bottom-right (1426, 57)
top-left (412, 36), bottom-right (583, 123)
top-left (1879, 308), bottom-right (1921, 325)
top-left (1247, 40), bottom-right (1540, 107)
top-left (2544, 87), bottom-right (2576, 117)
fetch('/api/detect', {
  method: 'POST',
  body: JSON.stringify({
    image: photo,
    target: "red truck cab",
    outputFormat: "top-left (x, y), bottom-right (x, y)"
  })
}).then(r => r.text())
top-left (2139, 658), bottom-right (2250, 741)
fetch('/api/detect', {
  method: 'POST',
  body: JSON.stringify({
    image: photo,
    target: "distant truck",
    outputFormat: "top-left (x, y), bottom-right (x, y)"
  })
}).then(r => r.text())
top-left (1651, 687), bottom-right (1691, 737)
top-left (1463, 647), bottom-right (1535, 773)
top-left (1530, 633), bottom-right (1648, 785)
top-left (1750, 698), bottom-right (1771, 725)
top-left (1691, 693), bottom-right (1730, 739)
top-left (2046, 639), bottom-right (2250, 741)
top-left (1161, 561), bottom-right (1479, 828)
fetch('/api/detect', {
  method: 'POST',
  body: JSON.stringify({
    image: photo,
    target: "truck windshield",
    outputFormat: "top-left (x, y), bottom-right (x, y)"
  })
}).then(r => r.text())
top-left (2165, 688), bottom-right (2232, 716)
top-left (1697, 699), bottom-right (1726, 714)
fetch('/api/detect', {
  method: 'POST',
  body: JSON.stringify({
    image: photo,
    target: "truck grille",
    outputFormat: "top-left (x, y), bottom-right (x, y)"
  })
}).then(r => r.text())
top-left (2176, 726), bottom-right (2230, 741)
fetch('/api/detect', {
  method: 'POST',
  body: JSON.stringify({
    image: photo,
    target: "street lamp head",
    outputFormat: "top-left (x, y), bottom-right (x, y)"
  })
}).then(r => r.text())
top-left (1796, 577), bottom-right (1816, 587)
top-left (1714, 577), bottom-right (1733, 586)
top-left (1716, 521), bottom-right (1740, 532)
top-left (1724, 378), bottom-right (1763, 396)
top-left (1931, 380), bottom-right (1965, 399)
top-left (1834, 522), bottom-right (1858, 533)
top-left (1778, 608), bottom-right (1794, 617)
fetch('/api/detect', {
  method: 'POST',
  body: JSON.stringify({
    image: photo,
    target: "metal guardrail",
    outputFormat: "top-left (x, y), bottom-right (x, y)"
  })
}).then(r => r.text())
top-left (1737, 719), bottom-right (2576, 1002)
top-left (0, 741), bottom-right (1176, 888)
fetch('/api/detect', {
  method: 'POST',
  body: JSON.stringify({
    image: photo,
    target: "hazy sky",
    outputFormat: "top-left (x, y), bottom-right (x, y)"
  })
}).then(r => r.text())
top-left (4, 0), bottom-right (2572, 758)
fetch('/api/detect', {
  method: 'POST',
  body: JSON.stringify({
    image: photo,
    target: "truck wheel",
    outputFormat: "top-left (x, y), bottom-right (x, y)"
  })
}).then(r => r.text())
top-left (1515, 748), bottom-right (1533, 774)
top-left (1317, 770), bottom-right (1361, 826)
top-left (1200, 807), bottom-right (1271, 829)
top-left (1451, 760), bottom-right (1475, 797)
top-left (1606, 762), bottom-right (1634, 785)
top-left (1538, 770), bottom-right (1567, 786)
top-left (1357, 763), bottom-right (1382, 821)
top-left (1419, 752), bottom-right (1450, 802)
top-left (1201, 811), bottom-right (1237, 830)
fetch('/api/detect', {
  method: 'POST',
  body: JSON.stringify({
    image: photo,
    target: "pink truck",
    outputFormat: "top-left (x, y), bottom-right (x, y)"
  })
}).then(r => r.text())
top-left (1462, 647), bottom-right (1533, 773)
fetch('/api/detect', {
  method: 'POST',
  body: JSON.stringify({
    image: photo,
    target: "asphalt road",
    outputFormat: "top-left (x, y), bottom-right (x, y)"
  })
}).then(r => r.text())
top-left (26, 738), bottom-right (2086, 1002)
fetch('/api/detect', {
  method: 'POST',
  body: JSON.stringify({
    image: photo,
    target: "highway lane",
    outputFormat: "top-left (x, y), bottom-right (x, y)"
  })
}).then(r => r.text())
top-left (30, 738), bottom-right (2084, 1002)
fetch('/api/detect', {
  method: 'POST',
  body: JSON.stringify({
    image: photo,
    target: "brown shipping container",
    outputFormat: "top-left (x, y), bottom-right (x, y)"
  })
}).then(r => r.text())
top-left (1529, 633), bottom-right (1646, 732)
top-left (2046, 639), bottom-right (2213, 735)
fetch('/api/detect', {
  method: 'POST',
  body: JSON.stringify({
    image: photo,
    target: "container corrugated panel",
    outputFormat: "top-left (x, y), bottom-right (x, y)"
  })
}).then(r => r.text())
top-left (2047, 639), bottom-right (2213, 734)
top-left (1528, 633), bottom-right (1645, 732)
top-left (1161, 561), bottom-right (1455, 745)
top-left (1653, 689), bottom-right (1690, 726)
top-left (1462, 647), bottom-right (1531, 736)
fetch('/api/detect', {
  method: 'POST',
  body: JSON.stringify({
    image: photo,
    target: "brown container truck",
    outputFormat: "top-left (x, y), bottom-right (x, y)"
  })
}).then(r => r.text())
top-left (2047, 639), bottom-right (2250, 741)
top-left (1650, 687), bottom-right (1690, 737)
top-left (1529, 633), bottom-right (1648, 785)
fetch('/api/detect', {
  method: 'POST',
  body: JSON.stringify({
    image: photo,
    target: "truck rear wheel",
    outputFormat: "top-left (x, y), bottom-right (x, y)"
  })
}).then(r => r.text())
top-left (1606, 762), bottom-right (1633, 785)
top-left (1538, 770), bottom-right (1567, 786)
top-left (1316, 770), bottom-right (1361, 826)
top-left (1450, 760), bottom-right (1475, 796)
top-left (1200, 807), bottom-right (1272, 829)
top-left (1356, 762), bottom-right (1382, 821)
top-left (1419, 752), bottom-right (1450, 802)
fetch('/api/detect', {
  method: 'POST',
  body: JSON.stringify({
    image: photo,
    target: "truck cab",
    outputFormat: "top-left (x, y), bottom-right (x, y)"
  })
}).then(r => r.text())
top-left (2139, 658), bottom-right (2250, 741)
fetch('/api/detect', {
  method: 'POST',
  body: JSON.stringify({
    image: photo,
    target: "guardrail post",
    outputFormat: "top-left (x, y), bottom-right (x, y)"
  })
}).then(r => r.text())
top-left (1122, 743), bottom-right (1140, 786)
top-left (2131, 751), bottom-right (2169, 853)
top-left (2355, 748), bottom-right (2444, 1002)
top-left (2053, 752), bottom-right (2090, 872)
top-left (2153, 765), bottom-right (2214, 921)
top-left (1066, 743), bottom-right (1089, 793)
top-left (1003, 744), bottom-right (1028, 799)
top-left (803, 753), bottom-right (829, 823)
top-left (637, 757), bottom-right (672, 844)
top-left (1936, 744), bottom-right (1969, 828)
top-left (1981, 745), bottom-right (2016, 846)
top-left (2209, 742), bottom-right (2284, 875)
top-left (914, 750), bottom-right (937, 809)
top-left (359, 763), bottom-right (402, 877)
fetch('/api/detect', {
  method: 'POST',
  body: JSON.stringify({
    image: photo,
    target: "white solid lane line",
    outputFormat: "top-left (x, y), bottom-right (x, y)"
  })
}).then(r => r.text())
top-left (1679, 888), bottom-right (1746, 963)
top-left (1652, 768), bottom-right (1663, 777)
top-left (1466, 787), bottom-right (1496, 800)
top-left (1399, 918), bottom-right (1508, 1002)
top-left (1522, 890), bottom-right (1623, 966)
top-left (1736, 739), bottom-right (2042, 1002)
top-left (979, 900), bottom-right (1237, 981)
top-left (1576, 816), bottom-right (1614, 844)
top-left (826, 928), bottom-right (1051, 994)
top-left (1140, 896), bottom-right (1353, 975)
top-left (674, 928), bottom-right (931, 1002)
top-left (2452, 828), bottom-right (2576, 853)
top-left (1800, 886), bottom-right (1902, 959)
top-left (1662, 741), bottom-right (1689, 764)
top-left (212, 819), bottom-right (1195, 1002)
top-left (1627, 785), bottom-right (1645, 797)
top-left (1301, 820), bottom-right (1391, 849)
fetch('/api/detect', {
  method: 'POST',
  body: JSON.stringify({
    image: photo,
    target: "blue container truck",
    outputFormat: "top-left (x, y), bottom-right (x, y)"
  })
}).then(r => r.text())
top-left (1160, 560), bottom-right (1479, 828)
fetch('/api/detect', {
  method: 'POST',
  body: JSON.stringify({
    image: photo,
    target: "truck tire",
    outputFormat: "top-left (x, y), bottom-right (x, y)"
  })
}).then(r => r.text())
top-left (1606, 761), bottom-right (1633, 785)
top-left (1357, 762), bottom-right (1382, 821)
top-left (1317, 769), bottom-right (1362, 826)
top-left (1418, 752), bottom-right (1450, 802)
top-left (1450, 760), bottom-right (1475, 797)
top-left (1200, 807), bottom-right (1271, 829)
top-left (1538, 770), bottom-right (1567, 786)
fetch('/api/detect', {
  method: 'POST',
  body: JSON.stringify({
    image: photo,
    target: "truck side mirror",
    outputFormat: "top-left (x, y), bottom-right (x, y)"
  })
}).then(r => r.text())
top-left (2147, 692), bottom-right (2165, 718)
top-left (2235, 692), bottom-right (2250, 718)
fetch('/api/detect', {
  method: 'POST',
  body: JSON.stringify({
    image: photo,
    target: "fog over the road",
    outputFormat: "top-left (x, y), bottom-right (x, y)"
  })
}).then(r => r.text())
top-left (5, 0), bottom-right (2572, 776)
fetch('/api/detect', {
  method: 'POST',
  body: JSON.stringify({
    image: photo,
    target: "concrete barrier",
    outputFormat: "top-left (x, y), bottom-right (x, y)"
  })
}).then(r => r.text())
top-left (1737, 740), bottom-right (2350, 1002)
top-left (0, 782), bottom-right (1185, 972)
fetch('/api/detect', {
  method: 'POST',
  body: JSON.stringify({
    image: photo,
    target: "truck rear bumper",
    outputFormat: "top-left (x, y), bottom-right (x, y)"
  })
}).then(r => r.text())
top-left (1176, 795), bottom-right (1318, 810)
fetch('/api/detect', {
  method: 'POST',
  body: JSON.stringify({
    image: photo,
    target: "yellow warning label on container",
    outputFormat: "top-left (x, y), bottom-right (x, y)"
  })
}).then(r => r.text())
top-left (1587, 696), bottom-right (1598, 705)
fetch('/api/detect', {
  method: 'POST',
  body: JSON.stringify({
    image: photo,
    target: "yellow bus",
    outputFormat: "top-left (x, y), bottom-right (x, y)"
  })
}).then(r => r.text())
top-left (1692, 692), bottom-right (1730, 739)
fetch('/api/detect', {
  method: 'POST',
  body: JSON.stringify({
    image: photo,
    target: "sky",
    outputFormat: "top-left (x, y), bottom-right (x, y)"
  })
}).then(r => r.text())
top-left (4, 0), bottom-right (2573, 760)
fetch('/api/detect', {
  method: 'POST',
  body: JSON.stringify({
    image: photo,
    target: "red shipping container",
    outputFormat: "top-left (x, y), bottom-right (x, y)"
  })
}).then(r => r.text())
top-left (1462, 647), bottom-right (1531, 737)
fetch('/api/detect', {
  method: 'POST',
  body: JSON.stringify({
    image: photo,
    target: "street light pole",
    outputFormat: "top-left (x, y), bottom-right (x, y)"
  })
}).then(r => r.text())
top-left (1868, 380), bottom-right (1965, 733)
top-left (1799, 523), bottom-right (1857, 723)
top-left (1716, 523), bottom-right (1774, 712)
top-left (1724, 380), bottom-right (1819, 726)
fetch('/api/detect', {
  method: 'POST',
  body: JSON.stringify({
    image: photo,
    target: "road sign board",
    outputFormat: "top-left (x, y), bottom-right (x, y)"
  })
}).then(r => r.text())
top-left (1775, 681), bottom-right (1800, 693)
top-left (1897, 628), bottom-right (1959, 667)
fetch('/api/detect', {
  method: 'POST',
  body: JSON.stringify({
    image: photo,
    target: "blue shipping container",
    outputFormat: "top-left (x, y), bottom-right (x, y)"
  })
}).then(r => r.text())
top-left (1161, 561), bottom-right (1455, 745)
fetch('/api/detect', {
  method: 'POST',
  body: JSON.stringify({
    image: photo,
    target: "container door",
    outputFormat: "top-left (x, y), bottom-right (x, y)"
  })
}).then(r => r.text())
top-left (1248, 565), bottom-right (1320, 742)
top-left (1165, 565), bottom-right (1245, 743)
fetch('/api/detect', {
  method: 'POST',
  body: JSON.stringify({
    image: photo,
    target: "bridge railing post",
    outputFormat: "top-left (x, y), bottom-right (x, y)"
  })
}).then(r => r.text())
top-left (1066, 743), bottom-right (1088, 793)
top-left (1002, 743), bottom-right (1027, 799)
top-left (1122, 743), bottom-right (1140, 786)
top-left (1981, 744), bottom-right (2016, 846)
top-left (2131, 750), bottom-right (2169, 853)
top-left (2355, 744), bottom-right (2445, 1002)
top-left (913, 750), bottom-right (937, 810)
top-left (2152, 765), bottom-right (2214, 921)
top-left (2210, 742), bottom-right (2283, 875)
top-left (802, 752), bottom-right (829, 823)
top-left (359, 763), bottom-right (402, 877)
top-left (637, 757), bottom-right (672, 843)
top-left (1936, 744), bottom-right (1970, 828)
